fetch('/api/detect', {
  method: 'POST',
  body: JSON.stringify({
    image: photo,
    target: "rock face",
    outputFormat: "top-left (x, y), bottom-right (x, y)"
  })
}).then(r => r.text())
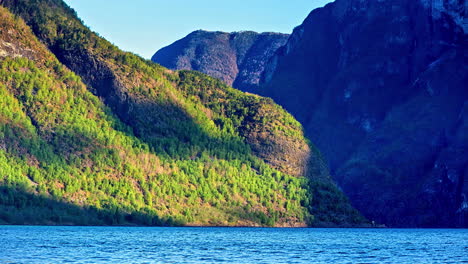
top-left (261, 0), bottom-right (468, 227)
top-left (152, 30), bottom-right (289, 92)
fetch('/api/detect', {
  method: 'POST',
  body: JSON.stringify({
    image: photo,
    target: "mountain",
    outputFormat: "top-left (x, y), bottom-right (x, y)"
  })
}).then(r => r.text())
top-left (261, 0), bottom-right (467, 227)
top-left (0, 0), bottom-right (364, 226)
top-left (152, 30), bottom-right (289, 92)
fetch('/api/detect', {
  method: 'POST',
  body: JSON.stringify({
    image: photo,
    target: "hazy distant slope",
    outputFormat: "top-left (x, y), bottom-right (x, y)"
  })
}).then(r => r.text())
top-left (152, 30), bottom-right (289, 92)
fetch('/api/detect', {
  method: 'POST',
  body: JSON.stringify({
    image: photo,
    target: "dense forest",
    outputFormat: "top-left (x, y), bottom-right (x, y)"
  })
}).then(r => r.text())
top-left (0, 0), bottom-right (364, 227)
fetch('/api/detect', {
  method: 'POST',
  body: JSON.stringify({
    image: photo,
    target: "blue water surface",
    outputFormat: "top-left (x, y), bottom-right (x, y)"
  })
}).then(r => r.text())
top-left (0, 226), bottom-right (467, 263)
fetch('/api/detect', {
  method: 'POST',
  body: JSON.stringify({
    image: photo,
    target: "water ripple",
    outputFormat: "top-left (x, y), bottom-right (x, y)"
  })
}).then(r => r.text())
top-left (0, 226), bottom-right (467, 263)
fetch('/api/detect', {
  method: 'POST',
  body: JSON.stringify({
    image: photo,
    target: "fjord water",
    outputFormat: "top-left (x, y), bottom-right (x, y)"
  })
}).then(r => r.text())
top-left (1, 226), bottom-right (466, 263)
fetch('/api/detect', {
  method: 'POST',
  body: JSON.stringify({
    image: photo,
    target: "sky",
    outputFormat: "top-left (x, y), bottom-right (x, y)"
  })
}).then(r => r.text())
top-left (63, 0), bottom-right (333, 59)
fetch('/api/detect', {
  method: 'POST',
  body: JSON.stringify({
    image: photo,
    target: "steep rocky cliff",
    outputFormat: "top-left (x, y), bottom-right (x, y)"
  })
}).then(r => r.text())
top-left (261, 0), bottom-right (467, 227)
top-left (152, 30), bottom-right (289, 92)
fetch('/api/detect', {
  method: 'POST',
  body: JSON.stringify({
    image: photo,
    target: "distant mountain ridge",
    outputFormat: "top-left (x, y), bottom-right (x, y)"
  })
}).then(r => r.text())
top-left (152, 30), bottom-right (289, 92)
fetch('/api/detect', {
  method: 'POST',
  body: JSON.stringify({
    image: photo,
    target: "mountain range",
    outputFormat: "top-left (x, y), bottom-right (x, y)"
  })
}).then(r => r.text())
top-left (152, 0), bottom-right (468, 227)
top-left (0, 0), bottom-right (363, 227)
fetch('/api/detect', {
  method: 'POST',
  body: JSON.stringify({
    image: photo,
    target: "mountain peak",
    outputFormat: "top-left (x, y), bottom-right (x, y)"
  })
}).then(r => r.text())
top-left (152, 30), bottom-right (289, 92)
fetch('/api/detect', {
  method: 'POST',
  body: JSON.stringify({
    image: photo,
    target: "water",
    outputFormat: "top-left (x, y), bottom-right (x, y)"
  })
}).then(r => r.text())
top-left (0, 226), bottom-right (467, 264)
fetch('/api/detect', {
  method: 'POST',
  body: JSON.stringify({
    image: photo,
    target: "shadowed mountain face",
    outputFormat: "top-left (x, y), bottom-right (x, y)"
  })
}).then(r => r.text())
top-left (261, 0), bottom-right (467, 227)
top-left (152, 30), bottom-right (289, 92)
top-left (0, 0), bottom-right (364, 227)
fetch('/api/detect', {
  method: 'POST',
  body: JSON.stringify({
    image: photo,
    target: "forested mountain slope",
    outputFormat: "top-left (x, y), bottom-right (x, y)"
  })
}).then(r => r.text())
top-left (0, 0), bottom-right (363, 226)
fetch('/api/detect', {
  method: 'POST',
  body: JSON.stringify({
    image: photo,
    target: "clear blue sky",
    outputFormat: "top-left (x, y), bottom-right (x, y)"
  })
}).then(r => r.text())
top-left (63, 0), bottom-right (333, 59)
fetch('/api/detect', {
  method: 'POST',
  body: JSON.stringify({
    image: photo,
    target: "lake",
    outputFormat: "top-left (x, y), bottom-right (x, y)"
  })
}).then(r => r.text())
top-left (0, 226), bottom-right (466, 263)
